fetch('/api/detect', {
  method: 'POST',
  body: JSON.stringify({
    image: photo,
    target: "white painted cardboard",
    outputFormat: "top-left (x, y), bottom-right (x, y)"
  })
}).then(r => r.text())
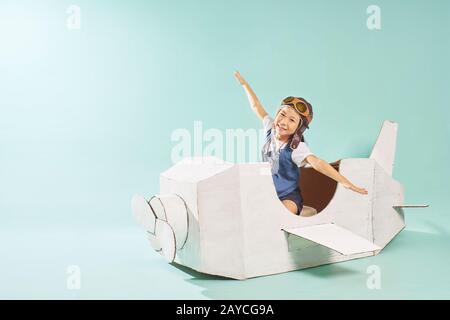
top-left (370, 120), bottom-right (397, 176)
top-left (132, 120), bottom-right (412, 279)
top-left (157, 219), bottom-right (176, 262)
top-left (283, 223), bottom-right (381, 255)
top-left (154, 194), bottom-right (188, 250)
top-left (132, 194), bottom-right (156, 232)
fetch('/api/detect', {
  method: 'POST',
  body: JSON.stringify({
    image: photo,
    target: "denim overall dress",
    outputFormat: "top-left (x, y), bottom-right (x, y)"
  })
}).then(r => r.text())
top-left (261, 128), bottom-right (304, 215)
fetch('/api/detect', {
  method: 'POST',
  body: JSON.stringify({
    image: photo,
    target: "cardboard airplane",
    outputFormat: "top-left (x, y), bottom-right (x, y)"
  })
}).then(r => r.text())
top-left (131, 120), bottom-right (427, 279)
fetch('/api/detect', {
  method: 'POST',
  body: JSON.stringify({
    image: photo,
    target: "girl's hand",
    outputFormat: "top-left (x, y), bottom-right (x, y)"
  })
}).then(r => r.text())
top-left (234, 71), bottom-right (247, 86)
top-left (342, 182), bottom-right (368, 195)
top-left (234, 70), bottom-right (268, 120)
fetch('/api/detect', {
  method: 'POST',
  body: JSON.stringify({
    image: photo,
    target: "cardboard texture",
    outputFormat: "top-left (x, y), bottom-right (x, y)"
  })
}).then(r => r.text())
top-left (132, 120), bottom-right (414, 279)
top-left (283, 224), bottom-right (381, 255)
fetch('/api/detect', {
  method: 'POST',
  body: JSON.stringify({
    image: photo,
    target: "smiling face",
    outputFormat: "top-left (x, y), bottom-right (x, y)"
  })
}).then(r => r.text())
top-left (274, 106), bottom-right (301, 141)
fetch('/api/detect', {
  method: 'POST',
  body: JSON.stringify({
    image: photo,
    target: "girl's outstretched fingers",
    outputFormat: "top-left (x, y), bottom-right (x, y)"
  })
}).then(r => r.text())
top-left (342, 182), bottom-right (368, 195)
top-left (351, 185), bottom-right (368, 195)
top-left (234, 71), bottom-right (246, 85)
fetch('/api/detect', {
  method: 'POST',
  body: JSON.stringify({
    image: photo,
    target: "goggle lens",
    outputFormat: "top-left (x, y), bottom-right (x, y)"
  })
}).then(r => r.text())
top-left (282, 97), bottom-right (308, 114)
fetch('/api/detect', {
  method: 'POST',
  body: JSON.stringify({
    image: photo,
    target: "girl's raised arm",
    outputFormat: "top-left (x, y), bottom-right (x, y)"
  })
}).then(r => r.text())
top-left (234, 71), bottom-right (268, 120)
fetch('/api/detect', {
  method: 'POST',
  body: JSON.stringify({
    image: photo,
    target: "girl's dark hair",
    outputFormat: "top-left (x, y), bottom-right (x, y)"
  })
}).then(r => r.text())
top-left (287, 130), bottom-right (305, 148)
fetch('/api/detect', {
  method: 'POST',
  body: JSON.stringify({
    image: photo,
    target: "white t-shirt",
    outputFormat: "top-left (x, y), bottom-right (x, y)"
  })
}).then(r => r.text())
top-left (262, 115), bottom-right (314, 167)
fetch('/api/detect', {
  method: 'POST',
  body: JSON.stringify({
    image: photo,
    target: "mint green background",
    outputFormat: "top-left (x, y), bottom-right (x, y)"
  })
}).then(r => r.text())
top-left (0, 0), bottom-right (449, 299)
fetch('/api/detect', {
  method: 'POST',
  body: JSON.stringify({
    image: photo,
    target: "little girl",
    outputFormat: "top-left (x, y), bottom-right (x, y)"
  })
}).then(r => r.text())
top-left (234, 71), bottom-right (368, 216)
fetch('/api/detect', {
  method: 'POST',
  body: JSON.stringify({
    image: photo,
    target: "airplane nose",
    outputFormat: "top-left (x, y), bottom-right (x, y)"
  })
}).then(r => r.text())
top-left (148, 194), bottom-right (188, 251)
top-left (132, 193), bottom-right (189, 263)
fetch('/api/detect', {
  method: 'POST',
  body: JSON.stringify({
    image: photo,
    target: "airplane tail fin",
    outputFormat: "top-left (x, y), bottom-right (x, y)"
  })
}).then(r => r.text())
top-left (369, 120), bottom-right (398, 176)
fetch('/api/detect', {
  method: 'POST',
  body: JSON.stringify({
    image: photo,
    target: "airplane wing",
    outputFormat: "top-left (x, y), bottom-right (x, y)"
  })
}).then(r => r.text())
top-left (283, 223), bottom-right (381, 255)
